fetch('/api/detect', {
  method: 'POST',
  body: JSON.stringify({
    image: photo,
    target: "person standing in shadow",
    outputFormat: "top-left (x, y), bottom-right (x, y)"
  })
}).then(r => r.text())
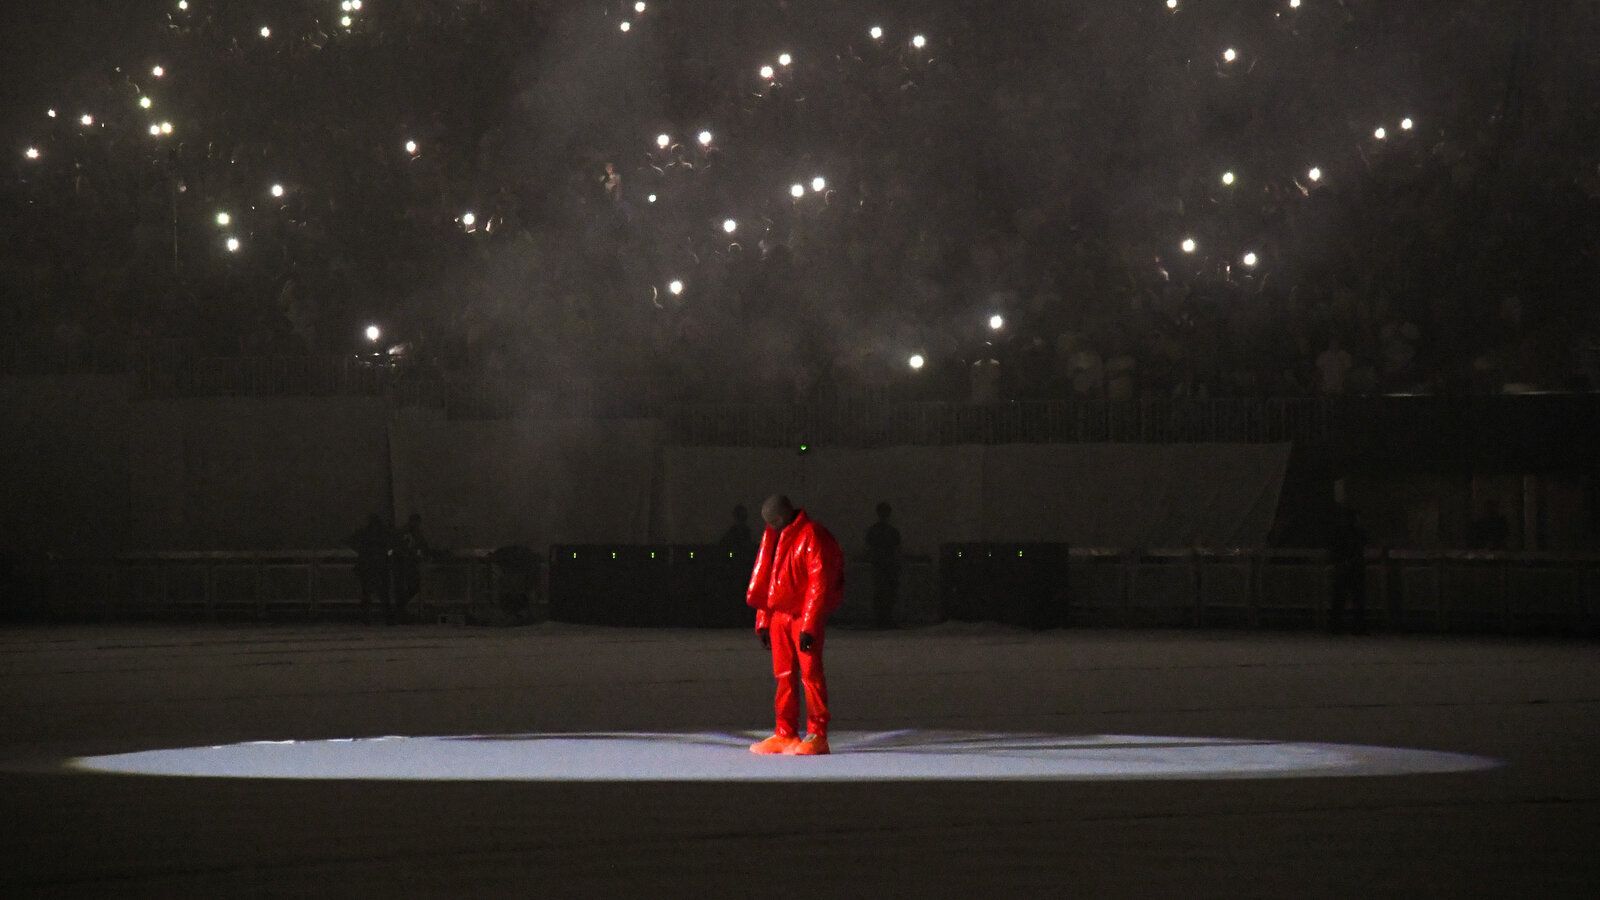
top-left (865, 501), bottom-right (903, 629)
top-left (392, 513), bottom-right (431, 624)
top-left (347, 513), bottom-right (394, 625)
top-left (1467, 500), bottom-right (1510, 550)
top-left (719, 504), bottom-right (754, 551)
top-left (1327, 503), bottom-right (1369, 635)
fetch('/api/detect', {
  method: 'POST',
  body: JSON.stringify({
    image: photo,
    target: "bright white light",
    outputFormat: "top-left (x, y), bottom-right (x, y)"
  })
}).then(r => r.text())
top-left (24, 147), bottom-right (39, 160)
top-left (160, 121), bottom-right (173, 134)
top-left (697, 129), bottom-right (713, 146)
top-left (790, 183), bottom-right (805, 198)
top-left (778, 53), bottom-right (792, 66)
top-left (178, 0), bottom-right (188, 9)
top-left (1289, 0), bottom-right (1301, 8)
top-left (668, 279), bottom-right (685, 296)
top-left (619, 21), bottom-right (631, 33)
top-left (139, 96), bottom-right (152, 109)
top-left (810, 176), bottom-right (826, 192)
top-left (259, 26), bottom-right (271, 39)
top-left (1374, 126), bottom-right (1387, 140)
top-left (988, 314), bottom-right (1004, 331)
top-left (79, 114), bottom-right (94, 127)
top-left (1181, 238), bottom-right (1197, 254)
top-left (656, 133), bottom-right (670, 148)
top-left (1307, 167), bottom-right (1322, 182)
top-left (215, 212), bottom-right (231, 227)
top-left (1167, 0), bottom-right (1179, 9)
top-left (1400, 117), bottom-right (1414, 131)
top-left (635, 2), bottom-right (647, 12)
top-left (365, 325), bottom-right (381, 343)
top-left (1242, 252), bottom-right (1259, 267)
top-left (46, 109), bottom-right (56, 118)
top-left (404, 140), bottom-right (418, 155)
top-left (869, 26), bottom-right (883, 40)
top-left (647, 193), bottom-right (657, 203)
top-left (911, 34), bottom-right (927, 49)
top-left (1223, 47), bottom-right (1237, 63)
top-left (1221, 171), bottom-right (1235, 186)
top-left (225, 237), bottom-right (241, 253)
top-left (351, 0), bottom-right (362, 8)
top-left (65, 731), bottom-right (1502, 783)
top-left (909, 354), bottom-right (926, 370)
top-left (151, 66), bottom-right (165, 78)
top-left (341, 15), bottom-right (353, 28)
top-left (461, 212), bottom-right (477, 227)
top-left (722, 218), bottom-right (737, 234)
top-left (149, 124), bottom-right (161, 136)
top-left (270, 183), bottom-right (285, 198)
top-left (342, 1), bottom-right (352, 10)
top-left (759, 65), bottom-right (775, 80)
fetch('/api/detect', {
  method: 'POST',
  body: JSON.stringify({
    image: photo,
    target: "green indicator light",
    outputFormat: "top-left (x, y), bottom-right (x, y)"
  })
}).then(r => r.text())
top-left (571, 552), bottom-right (578, 559)
top-left (650, 551), bottom-right (656, 559)
top-left (688, 551), bottom-right (695, 559)
top-left (1018, 550), bottom-right (1024, 557)
top-left (611, 551), bottom-right (617, 559)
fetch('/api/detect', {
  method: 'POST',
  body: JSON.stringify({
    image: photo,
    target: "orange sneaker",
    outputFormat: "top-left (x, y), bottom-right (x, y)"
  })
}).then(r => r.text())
top-left (785, 734), bottom-right (830, 756)
top-left (749, 734), bottom-right (800, 754)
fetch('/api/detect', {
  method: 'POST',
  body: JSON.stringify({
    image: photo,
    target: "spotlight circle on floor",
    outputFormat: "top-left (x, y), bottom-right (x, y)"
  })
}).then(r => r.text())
top-left (66, 731), bottom-right (1499, 782)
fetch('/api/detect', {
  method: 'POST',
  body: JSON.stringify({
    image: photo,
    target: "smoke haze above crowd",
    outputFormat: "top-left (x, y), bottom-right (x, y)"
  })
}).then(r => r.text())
top-left (4, 1), bottom-right (1598, 403)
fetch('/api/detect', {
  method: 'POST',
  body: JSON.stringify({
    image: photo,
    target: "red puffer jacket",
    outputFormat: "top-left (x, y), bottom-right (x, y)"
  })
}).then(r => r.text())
top-left (746, 509), bottom-right (844, 635)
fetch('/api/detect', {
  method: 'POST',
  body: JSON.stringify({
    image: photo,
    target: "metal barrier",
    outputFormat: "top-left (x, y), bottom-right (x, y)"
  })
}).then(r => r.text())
top-left (1058, 548), bottom-right (1600, 634)
top-left (663, 398), bottom-right (1339, 446)
top-left (135, 355), bottom-right (397, 398)
top-left (120, 354), bottom-right (1341, 441)
top-left (16, 356), bottom-right (1596, 453)
top-left (23, 550), bottom-right (528, 624)
top-left (14, 547), bottom-right (1599, 635)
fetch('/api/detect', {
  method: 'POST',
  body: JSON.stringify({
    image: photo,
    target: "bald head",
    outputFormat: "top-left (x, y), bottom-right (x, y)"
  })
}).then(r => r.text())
top-left (760, 494), bottom-right (796, 530)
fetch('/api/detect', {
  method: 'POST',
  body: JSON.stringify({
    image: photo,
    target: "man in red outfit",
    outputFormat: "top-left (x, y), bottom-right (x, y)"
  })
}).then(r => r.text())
top-left (745, 494), bottom-right (844, 756)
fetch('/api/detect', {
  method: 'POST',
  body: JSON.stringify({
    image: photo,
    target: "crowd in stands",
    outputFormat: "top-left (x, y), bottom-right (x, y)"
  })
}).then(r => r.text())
top-left (4, 0), bottom-right (1599, 403)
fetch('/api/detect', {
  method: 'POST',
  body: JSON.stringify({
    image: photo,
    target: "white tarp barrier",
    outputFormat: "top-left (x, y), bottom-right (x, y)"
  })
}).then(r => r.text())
top-left (663, 444), bottom-right (1289, 552)
top-left (389, 410), bottom-right (658, 550)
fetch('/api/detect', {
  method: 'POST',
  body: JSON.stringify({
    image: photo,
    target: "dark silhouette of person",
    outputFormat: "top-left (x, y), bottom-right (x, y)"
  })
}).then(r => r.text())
top-left (392, 513), bottom-right (430, 623)
top-left (865, 501), bottom-right (903, 629)
top-left (718, 504), bottom-right (754, 550)
top-left (346, 513), bottom-right (393, 625)
top-left (1327, 503), bottom-right (1369, 634)
top-left (1467, 500), bottom-right (1510, 550)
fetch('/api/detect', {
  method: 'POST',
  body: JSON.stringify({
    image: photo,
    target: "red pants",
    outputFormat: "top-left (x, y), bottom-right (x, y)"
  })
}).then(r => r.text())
top-left (768, 610), bottom-right (829, 738)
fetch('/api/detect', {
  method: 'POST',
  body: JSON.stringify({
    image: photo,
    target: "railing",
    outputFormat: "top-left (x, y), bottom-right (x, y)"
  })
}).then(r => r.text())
top-left (17, 549), bottom-right (533, 624)
top-left (12, 354), bottom-right (1599, 450)
top-left (134, 355), bottom-right (400, 398)
top-left (12, 547), bottom-right (1599, 636)
top-left (663, 398), bottom-right (1339, 446)
top-left (1036, 548), bottom-right (1600, 634)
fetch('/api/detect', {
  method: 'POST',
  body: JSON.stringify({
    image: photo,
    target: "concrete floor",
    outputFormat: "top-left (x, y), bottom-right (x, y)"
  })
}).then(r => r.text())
top-left (0, 622), bottom-right (1596, 897)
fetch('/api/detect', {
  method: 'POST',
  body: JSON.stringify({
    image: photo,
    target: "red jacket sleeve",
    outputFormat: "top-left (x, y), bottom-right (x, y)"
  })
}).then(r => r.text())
top-left (747, 526), bottom-right (777, 631)
top-left (799, 526), bottom-right (843, 634)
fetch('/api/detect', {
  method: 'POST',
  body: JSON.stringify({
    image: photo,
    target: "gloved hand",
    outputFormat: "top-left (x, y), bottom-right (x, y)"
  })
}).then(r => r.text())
top-left (799, 631), bottom-right (815, 653)
top-left (758, 628), bottom-right (770, 649)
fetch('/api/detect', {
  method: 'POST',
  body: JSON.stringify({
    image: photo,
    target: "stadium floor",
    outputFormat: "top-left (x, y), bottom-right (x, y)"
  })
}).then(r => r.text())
top-left (1, 622), bottom-right (1596, 897)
